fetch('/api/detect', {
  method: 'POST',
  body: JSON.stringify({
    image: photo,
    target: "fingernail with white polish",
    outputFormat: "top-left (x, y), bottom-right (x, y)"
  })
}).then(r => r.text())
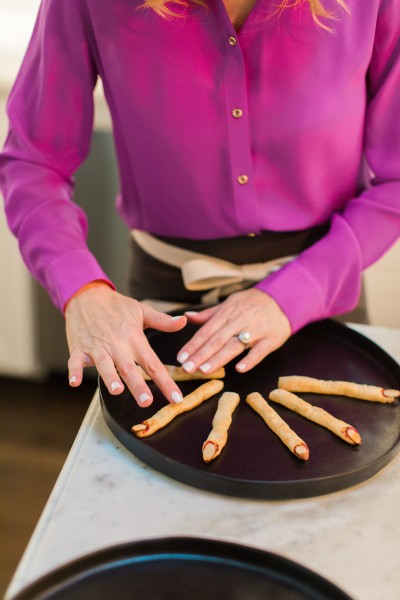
top-left (236, 363), bottom-right (246, 372)
top-left (69, 376), bottom-right (77, 384)
top-left (171, 315), bottom-right (184, 320)
top-left (185, 311), bottom-right (198, 316)
top-left (139, 393), bottom-right (151, 405)
top-left (183, 361), bottom-right (195, 373)
top-left (111, 381), bottom-right (122, 392)
top-left (171, 391), bottom-right (183, 404)
top-left (199, 363), bottom-right (211, 373)
top-left (177, 351), bottom-right (189, 364)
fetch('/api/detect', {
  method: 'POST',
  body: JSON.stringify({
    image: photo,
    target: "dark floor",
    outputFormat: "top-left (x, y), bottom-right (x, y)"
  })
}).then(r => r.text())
top-left (0, 372), bottom-right (97, 597)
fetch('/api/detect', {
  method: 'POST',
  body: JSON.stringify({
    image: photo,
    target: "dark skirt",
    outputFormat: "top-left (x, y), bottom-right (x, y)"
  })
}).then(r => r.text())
top-left (128, 227), bottom-right (368, 324)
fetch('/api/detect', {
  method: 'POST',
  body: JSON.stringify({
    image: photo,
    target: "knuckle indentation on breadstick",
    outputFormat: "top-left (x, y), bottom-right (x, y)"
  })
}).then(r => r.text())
top-left (278, 375), bottom-right (398, 404)
top-left (140, 365), bottom-right (225, 381)
top-left (131, 379), bottom-right (224, 437)
top-left (269, 388), bottom-right (362, 445)
top-left (246, 392), bottom-right (309, 461)
top-left (202, 391), bottom-right (240, 463)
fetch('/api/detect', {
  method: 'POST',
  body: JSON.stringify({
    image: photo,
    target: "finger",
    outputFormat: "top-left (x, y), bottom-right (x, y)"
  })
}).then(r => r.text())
top-left (194, 336), bottom-right (249, 374)
top-left (68, 350), bottom-right (94, 387)
top-left (177, 311), bottom-right (231, 365)
top-left (115, 335), bottom-right (184, 406)
top-left (142, 305), bottom-right (187, 333)
top-left (113, 360), bottom-right (155, 406)
top-left (138, 350), bottom-right (184, 405)
top-left (235, 337), bottom-right (283, 373)
top-left (179, 323), bottom-right (245, 373)
top-left (92, 347), bottom-right (126, 396)
top-left (184, 305), bottom-right (219, 324)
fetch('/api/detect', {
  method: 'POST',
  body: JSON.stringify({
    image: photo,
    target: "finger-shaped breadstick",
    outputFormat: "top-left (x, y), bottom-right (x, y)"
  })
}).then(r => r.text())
top-left (246, 392), bottom-right (309, 460)
top-left (278, 375), bottom-right (399, 404)
top-left (131, 379), bottom-right (224, 437)
top-left (269, 389), bottom-right (361, 445)
top-left (202, 392), bottom-right (240, 463)
top-left (140, 365), bottom-right (225, 381)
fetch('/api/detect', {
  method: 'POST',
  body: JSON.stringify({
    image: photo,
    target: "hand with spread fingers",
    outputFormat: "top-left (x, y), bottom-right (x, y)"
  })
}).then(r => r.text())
top-left (176, 288), bottom-right (291, 375)
top-left (65, 282), bottom-right (187, 407)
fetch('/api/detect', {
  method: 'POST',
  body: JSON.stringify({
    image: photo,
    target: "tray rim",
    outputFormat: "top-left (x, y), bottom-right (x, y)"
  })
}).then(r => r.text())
top-left (11, 536), bottom-right (354, 600)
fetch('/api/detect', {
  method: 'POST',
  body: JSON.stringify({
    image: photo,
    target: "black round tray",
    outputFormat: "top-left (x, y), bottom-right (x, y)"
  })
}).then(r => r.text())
top-left (12, 537), bottom-right (354, 600)
top-left (100, 319), bottom-right (400, 499)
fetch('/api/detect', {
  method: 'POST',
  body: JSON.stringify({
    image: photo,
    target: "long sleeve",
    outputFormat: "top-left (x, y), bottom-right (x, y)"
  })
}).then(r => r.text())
top-left (257, 0), bottom-right (400, 332)
top-left (1, 0), bottom-right (399, 326)
top-left (0, 0), bottom-right (113, 311)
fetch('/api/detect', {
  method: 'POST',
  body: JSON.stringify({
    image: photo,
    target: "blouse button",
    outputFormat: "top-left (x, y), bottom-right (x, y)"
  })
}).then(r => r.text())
top-left (228, 36), bottom-right (238, 46)
top-left (237, 174), bottom-right (249, 185)
top-left (232, 108), bottom-right (243, 118)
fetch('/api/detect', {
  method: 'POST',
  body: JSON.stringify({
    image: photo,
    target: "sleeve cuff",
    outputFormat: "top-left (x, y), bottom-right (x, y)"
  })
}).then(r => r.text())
top-left (255, 261), bottom-right (327, 334)
top-left (44, 250), bottom-right (115, 312)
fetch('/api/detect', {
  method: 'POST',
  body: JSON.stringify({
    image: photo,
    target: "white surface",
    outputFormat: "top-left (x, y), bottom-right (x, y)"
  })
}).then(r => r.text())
top-left (0, 3), bottom-right (43, 377)
top-left (364, 242), bottom-right (400, 329)
top-left (0, 211), bottom-right (42, 377)
top-left (0, 2), bottom-right (111, 377)
top-left (5, 324), bottom-right (400, 600)
top-left (0, 1), bottom-right (41, 92)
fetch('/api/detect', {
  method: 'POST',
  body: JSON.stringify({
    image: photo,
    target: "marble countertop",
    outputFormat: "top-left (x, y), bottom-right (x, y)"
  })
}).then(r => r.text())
top-left (6, 324), bottom-right (400, 600)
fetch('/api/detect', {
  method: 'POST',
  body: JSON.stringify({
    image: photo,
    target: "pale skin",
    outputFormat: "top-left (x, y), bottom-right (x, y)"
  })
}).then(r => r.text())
top-left (66, 283), bottom-right (188, 407)
top-left (65, 0), bottom-right (291, 407)
top-left (222, 0), bottom-right (258, 30)
top-left (66, 283), bottom-right (291, 407)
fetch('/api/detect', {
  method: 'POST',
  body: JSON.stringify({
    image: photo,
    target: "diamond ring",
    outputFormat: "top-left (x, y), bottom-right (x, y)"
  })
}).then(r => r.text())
top-left (237, 331), bottom-right (252, 346)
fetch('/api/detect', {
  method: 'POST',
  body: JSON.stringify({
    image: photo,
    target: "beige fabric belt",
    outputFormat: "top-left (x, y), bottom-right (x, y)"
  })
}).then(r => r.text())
top-left (131, 229), bottom-right (295, 310)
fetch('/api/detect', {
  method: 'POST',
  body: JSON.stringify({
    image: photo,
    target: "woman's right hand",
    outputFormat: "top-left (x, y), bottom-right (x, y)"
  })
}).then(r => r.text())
top-left (64, 283), bottom-right (187, 407)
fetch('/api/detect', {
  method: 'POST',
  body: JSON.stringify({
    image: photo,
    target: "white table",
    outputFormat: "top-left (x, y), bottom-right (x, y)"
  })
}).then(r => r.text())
top-left (6, 324), bottom-right (400, 600)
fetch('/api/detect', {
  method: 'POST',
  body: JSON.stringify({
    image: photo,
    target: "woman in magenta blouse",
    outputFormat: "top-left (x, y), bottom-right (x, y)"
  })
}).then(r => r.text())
top-left (0, 0), bottom-right (399, 407)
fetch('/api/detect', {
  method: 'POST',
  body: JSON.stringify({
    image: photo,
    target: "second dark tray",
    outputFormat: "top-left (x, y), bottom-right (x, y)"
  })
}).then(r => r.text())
top-left (12, 537), bottom-right (354, 600)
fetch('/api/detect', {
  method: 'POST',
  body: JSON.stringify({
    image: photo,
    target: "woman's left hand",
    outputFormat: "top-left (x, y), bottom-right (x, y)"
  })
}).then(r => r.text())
top-left (176, 288), bottom-right (292, 374)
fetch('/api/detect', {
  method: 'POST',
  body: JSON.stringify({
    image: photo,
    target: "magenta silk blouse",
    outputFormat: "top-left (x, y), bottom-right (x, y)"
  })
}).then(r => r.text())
top-left (0, 0), bottom-right (399, 332)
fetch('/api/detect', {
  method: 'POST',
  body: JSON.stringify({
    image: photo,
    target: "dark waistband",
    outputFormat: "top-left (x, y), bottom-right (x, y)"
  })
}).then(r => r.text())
top-left (153, 224), bottom-right (330, 265)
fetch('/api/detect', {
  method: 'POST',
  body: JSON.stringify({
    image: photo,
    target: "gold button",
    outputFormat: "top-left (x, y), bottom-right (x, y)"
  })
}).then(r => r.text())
top-left (232, 108), bottom-right (243, 118)
top-left (247, 233), bottom-right (256, 237)
top-left (237, 174), bottom-right (249, 184)
top-left (228, 36), bottom-right (237, 46)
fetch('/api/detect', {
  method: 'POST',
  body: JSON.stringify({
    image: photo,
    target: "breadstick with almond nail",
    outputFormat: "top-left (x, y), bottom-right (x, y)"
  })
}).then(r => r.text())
top-left (246, 392), bottom-right (309, 461)
top-left (278, 376), bottom-right (398, 404)
top-left (269, 389), bottom-right (361, 445)
top-left (140, 365), bottom-right (225, 382)
top-left (202, 392), bottom-right (240, 463)
top-left (131, 379), bottom-right (224, 437)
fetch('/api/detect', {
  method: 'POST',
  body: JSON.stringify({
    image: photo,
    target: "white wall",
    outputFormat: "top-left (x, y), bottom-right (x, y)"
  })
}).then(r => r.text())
top-left (0, 2), bottom-right (44, 376)
top-left (365, 241), bottom-right (400, 328)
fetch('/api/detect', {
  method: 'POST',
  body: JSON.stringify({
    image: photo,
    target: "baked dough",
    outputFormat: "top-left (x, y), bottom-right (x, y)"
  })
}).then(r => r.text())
top-left (269, 389), bottom-right (361, 445)
top-left (131, 379), bottom-right (224, 437)
top-left (202, 391), bottom-right (240, 463)
top-left (140, 365), bottom-right (225, 381)
top-left (246, 392), bottom-right (309, 460)
top-left (278, 375), bottom-right (399, 404)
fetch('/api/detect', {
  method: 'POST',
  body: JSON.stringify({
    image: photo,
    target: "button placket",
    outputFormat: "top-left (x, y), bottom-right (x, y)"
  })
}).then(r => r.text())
top-left (223, 31), bottom-right (259, 234)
